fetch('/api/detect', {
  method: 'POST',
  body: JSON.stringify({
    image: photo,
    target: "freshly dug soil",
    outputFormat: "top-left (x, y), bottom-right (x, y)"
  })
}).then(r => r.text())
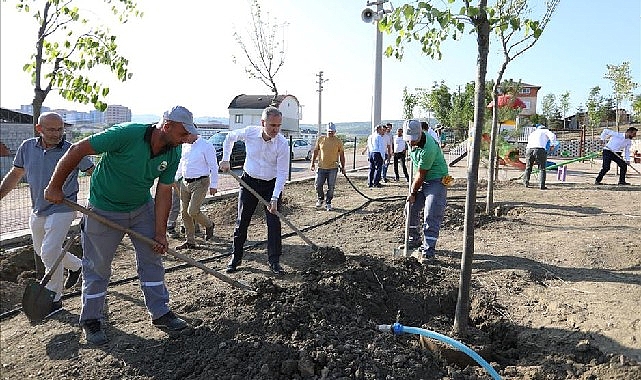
top-left (1, 174), bottom-right (639, 379)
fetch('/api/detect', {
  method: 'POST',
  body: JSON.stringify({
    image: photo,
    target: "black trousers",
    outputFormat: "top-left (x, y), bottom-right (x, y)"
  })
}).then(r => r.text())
top-left (596, 149), bottom-right (627, 184)
top-left (393, 151), bottom-right (409, 180)
top-left (230, 174), bottom-right (282, 265)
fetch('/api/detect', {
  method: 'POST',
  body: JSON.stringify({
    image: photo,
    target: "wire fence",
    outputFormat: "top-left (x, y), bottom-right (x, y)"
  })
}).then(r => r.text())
top-left (0, 146), bottom-right (370, 239)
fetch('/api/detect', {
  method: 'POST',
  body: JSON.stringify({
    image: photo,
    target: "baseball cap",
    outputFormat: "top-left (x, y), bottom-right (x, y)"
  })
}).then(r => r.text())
top-left (402, 119), bottom-right (422, 142)
top-left (163, 106), bottom-right (198, 135)
top-left (327, 122), bottom-right (336, 132)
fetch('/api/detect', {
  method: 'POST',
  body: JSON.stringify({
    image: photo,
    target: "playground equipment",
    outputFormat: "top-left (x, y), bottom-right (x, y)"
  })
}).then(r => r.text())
top-left (510, 151), bottom-right (600, 181)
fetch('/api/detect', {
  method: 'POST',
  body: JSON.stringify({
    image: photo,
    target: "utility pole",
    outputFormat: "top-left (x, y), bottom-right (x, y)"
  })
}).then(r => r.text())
top-left (362, 1), bottom-right (389, 133)
top-left (316, 71), bottom-right (328, 137)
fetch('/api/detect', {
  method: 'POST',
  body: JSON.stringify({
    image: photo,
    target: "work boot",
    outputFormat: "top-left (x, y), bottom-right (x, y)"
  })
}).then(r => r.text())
top-left (83, 319), bottom-right (108, 345)
top-left (152, 311), bottom-right (188, 331)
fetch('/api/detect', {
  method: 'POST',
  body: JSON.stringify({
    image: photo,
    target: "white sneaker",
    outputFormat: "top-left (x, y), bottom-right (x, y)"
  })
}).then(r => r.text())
top-left (325, 203), bottom-right (332, 211)
top-left (315, 200), bottom-right (323, 208)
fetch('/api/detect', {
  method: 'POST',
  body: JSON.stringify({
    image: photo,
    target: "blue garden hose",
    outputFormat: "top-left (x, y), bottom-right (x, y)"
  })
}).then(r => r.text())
top-left (377, 323), bottom-right (501, 380)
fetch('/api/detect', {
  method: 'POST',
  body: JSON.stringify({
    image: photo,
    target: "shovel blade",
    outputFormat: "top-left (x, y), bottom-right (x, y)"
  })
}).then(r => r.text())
top-left (22, 280), bottom-right (56, 322)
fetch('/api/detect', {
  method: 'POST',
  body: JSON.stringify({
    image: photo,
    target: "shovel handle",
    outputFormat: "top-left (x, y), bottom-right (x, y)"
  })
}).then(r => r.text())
top-left (627, 162), bottom-right (641, 175)
top-left (227, 171), bottom-right (318, 250)
top-left (62, 199), bottom-right (254, 293)
top-left (40, 234), bottom-right (78, 286)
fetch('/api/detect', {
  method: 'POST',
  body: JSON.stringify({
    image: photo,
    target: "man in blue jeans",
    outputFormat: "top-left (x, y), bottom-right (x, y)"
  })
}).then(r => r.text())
top-left (403, 119), bottom-right (449, 261)
top-left (310, 122), bottom-right (346, 211)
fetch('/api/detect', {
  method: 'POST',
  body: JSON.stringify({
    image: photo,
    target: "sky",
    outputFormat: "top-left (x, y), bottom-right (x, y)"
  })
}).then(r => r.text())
top-left (1, 0), bottom-right (640, 124)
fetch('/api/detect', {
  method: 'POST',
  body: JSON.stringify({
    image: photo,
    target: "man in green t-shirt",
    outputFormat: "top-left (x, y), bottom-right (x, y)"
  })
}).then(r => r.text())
top-left (403, 119), bottom-right (449, 262)
top-left (45, 105), bottom-right (197, 345)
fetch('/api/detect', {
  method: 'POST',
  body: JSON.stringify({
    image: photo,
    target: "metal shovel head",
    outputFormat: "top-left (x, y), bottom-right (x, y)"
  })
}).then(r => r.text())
top-left (22, 279), bottom-right (56, 322)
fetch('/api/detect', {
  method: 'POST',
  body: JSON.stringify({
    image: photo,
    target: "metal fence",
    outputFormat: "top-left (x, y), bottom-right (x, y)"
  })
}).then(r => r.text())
top-left (0, 144), bottom-right (370, 238)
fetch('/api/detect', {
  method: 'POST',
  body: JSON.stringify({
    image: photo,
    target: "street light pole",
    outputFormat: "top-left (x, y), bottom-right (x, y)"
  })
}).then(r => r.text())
top-left (316, 70), bottom-right (328, 138)
top-left (364, 1), bottom-right (388, 133)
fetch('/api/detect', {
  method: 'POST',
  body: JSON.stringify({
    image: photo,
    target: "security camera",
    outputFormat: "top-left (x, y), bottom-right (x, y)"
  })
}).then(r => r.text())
top-left (361, 7), bottom-right (377, 23)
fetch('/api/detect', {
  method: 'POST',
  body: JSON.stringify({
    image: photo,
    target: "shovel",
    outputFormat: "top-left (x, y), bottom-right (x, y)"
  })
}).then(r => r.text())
top-left (62, 199), bottom-right (254, 293)
top-left (394, 155), bottom-right (414, 257)
top-left (227, 171), bottom-right (319, 250)
top-left (22, 235), bottom-right (78, 322)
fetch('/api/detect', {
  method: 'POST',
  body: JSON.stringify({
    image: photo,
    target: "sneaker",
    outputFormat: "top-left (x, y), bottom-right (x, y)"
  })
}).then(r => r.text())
top-left (618, 181), bottom-right (630, 185)
top-left (225, 258), bottom-right (241, 273)
top-left (325, 203), bottom-right (332, 211)
top-left (269, 262), bottom-right (285, 275)
top-left (205, 224), bottom-right (214, 241)
top-left (524, 182), bottom-right (529, 188)
top-left (64, 268), bottom-right (82, 289)
top-left (83, 319), bottom-right (108, 345)
top-left (175, 242), bottom-right (197, 250)
top-left (315, 200), bottom-right (323, 208)
top-left (540, 186), bottom-right (548, 190)
top-left (152, 311), bottom-right (188, 331)
top-left (594, 180), bottom-right (602, 185)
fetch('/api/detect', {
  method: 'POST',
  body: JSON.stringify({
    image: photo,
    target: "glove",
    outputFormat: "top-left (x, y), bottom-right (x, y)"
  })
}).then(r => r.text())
top-left (441, 175), bottom-right (454, 187)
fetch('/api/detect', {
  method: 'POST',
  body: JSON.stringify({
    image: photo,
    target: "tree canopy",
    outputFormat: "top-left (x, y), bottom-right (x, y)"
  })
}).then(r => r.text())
top-left (14, 0), bottom-right (142, 130)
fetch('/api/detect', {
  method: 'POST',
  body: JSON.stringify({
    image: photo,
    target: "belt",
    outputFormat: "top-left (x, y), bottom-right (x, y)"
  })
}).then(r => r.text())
top-left (185, 175), bottom-right (207, 183)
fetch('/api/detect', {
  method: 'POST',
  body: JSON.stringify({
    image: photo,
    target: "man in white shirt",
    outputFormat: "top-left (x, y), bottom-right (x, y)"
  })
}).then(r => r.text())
top-left (365, 124), bottom-right (386, 188)
top-left (523, 124), bottom-right (557, 190)
top-left (392, 127), bottom-right (409, 181)
top-left (175, 133), bottom-right (218, 250)
top-left (595, 126), bottom-right (638, 185)
top-left (219, 106), bottom-right (289, 275)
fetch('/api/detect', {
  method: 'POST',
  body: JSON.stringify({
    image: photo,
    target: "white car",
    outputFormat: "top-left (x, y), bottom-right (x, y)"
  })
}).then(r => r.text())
top-left (290, 139), bottom-right (312, 161)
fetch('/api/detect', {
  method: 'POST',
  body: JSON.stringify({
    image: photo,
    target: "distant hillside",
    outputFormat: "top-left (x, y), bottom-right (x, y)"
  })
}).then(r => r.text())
top-left (132, 114), bottom-right (229, 125)
top-left (301, 118), bottom-right (438, 137)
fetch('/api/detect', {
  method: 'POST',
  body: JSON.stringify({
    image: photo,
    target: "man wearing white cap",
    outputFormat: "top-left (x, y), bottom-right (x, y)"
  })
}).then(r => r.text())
top-left (403, 119), bottom-right (449, 261)
top-left (310, 122), bottom-right (346, 211)
top-left (45, 105), bottom-right (197, 345)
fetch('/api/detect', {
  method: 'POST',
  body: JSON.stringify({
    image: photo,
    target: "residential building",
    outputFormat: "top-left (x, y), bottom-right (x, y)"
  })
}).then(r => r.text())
top-left (515, 83), bottom-right (541, 116)
top-left (104, 104), bottom-right (132, 124)
top-left (228, 94), bottom-right (301, 137)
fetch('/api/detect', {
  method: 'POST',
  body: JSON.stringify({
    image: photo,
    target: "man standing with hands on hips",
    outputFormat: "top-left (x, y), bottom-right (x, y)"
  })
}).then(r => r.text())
top-left (219, 106), bottom-right (289, 275)
top-left (403, 119), bottom-right (449, 262)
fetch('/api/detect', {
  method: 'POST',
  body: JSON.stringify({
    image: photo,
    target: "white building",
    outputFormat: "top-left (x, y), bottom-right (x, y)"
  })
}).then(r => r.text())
top-left (228, 94), bottom-right (301, 137)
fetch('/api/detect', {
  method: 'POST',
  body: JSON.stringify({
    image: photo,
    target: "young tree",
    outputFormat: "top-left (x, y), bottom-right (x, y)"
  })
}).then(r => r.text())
top-left (427, 81), bottom-right (452, 128)
top-left (232, 0), bottom-right (287, 104)
top-left (632, 94), bottom-right (641, 123)
top-left (559, 91), bottom-right (570, 129)
top-left (381, 0), bottom-right (499, 335)
top-left (586, 86), bottom-right (606, 135)
top-left (541, 93), bottom-right (558, 125)
top-left (485, 0), bottom-right (559, 214)
top-left (14, 0), bottom-right (142, 134)
top-left (401, 86), bottom-right (418, 119)
top-left (604, 61), bottom-right (639, 128)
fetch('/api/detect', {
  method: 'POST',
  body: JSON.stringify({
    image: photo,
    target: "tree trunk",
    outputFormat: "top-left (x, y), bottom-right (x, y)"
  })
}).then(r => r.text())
top-left (454, 0), bottom-right (490, 336)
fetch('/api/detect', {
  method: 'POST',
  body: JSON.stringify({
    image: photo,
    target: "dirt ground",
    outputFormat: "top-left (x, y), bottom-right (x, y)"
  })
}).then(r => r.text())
top-left (1, 164), bottom-right (640, 380)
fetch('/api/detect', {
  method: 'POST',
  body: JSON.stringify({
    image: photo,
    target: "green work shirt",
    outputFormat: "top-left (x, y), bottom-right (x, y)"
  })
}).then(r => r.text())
top-left (88, 123), bottom-right (181, 212)
top-left (409, 131), bottom-right (449, 182)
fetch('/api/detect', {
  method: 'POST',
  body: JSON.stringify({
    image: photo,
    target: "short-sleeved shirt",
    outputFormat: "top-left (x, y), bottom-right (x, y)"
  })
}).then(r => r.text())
top-left (409, 132), bottom-right (449, 182)
top-left (88, 123), bottom-right (181, 212)
top-left (315, 135), bottom-right (344, 169)
top-left (13, 137), bottom-right (94, 216)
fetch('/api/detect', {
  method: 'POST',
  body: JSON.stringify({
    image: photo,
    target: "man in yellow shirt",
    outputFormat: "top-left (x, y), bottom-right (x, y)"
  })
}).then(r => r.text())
top-left (310, 122), bottom-right (346, 211)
